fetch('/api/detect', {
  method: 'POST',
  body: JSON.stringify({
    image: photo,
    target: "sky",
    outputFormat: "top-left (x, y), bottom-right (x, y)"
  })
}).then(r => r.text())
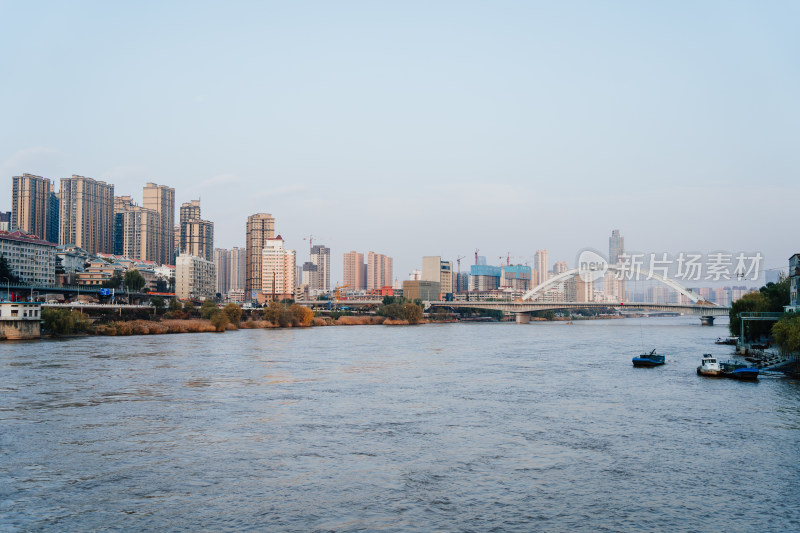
top-left (1, 1), bottom-right (798, 285)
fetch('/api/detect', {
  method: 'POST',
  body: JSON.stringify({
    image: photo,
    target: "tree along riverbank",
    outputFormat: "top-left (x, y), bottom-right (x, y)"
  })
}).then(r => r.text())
top-left (39, 300), bottom-right (425, 337)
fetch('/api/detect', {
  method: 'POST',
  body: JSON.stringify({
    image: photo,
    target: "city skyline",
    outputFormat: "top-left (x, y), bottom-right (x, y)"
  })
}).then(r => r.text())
top-left (2, 2), bottom-right (798, 283)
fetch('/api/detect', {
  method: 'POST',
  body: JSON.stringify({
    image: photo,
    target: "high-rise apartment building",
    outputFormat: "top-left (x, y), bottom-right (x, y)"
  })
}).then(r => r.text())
top-left (114, 195), bottom-right (163, 262)
top-left (553, 261), bottom-right (568, 275)
top-left (59, 175), bottom-right (115, 254)
top-left (501, 264), bottom-right (532, 291)
top-left (213, 246), bottom-right (246, 297)
top-left (367, 252), bottom-right (392, 290)
top-left (343, 251), bottom-right (366, 290)
top-left (143, 182), bottom-right (175, 265)
top-left (180, 199), bottom-right (201, 223)
top-left (566, 276), bottom-right (593, 302)
top-left (179, 200), bottom-right (213, 262)
top-left (116, 203), bottom-right (161, 262)
top-left (229, 246), bottom-right (246, 292)
top-left (245, 213), bottom-right (275, 295)
top-left (608, 229), bottom-right (625, 301)
top-left (301, 262), bottom-right (318, 288)
top-left (261, 236), bottom-right (296, 301)
top-left (535, 249), bottom-right (548, 286)
top-left (11, 173), bottom-right (58, 243)
top-left (310, 244), bottom-right (330, 293)
top-left (609, 229), bottom-right (624, 265)
top-left (214, 248), bottom-right (230, 296)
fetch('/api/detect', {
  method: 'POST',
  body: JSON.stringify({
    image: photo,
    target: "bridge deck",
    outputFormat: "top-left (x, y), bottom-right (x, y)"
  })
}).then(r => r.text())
top-left (428, 301), bottom-right (730, 316)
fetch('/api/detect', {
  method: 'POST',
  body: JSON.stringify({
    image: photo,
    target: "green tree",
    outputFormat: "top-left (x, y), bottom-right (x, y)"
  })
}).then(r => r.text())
top-left (264, 301), bottom-right (291, 327)
top-left (382, 295), bottom-right (396, 306)
top-left (0, 253), bottom-right (19, 283)
top-left (223, 303), bottom-right (242, 326)
top-left (150, 296), bottom-right (165, 314)
top-left (183, 300), bottom-right (196, 315)
top-left (379, 302), bottom-right (403, 320)
top-left (102, 273), bottom-right (123, 289)
top-left (772, 313), bottom-right (800, 354)
top-left (729, 292), bottom-right (770, 338)
top-left (200, 299), bottom-right (218, 319)
top-left (210, 311), bottom-right (230, 331)
top-left (41, 308), bottom-right (91, 335)
top-left (401, 302), bottom-right (423, 324)
top-left (760, 277), bottom-right (790, 312)
top-left (289, 304), bottom-right (314, 326)
top-left (168, 298), bottom-right (182, 311)
top-left (124, 269), bottom-right (147, 292)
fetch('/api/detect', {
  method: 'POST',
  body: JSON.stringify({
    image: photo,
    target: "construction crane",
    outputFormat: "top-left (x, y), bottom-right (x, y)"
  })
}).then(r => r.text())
top-left (474, 249), bottom-right (479, 265)
top-left (303, 235), bottom-right (315, 255)
top-left (334, 284), bottom-right (350, 303)
top-left (456, 255), bottom-right (466, 292)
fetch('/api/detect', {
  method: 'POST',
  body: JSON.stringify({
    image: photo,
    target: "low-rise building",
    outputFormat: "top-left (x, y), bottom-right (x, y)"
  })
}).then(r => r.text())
top-left (0, 230), bottom-right (56, 285)
top-left (0, 301), bottom-right (42, 339)
top-left (176, 254), bottom-right (216, 301)
top-left (76, 258), bottom-right (125, 286)
top-left (403, 280), bottom-right (441, 301)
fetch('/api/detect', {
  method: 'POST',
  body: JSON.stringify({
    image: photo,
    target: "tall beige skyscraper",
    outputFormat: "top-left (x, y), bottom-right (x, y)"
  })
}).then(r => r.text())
top-left (367, 251), bottom-right (393, 290)
top-left (246, 213), bottom-right (275, 295)
top-left (179, 200), bottom-right (213, 262)
top-left (230, 246), bottom-right (246, 291)
top-left (261, 236), bottom-right (296, 301)
top-left (535, 249), bottom-right (549, 286)
top-left (59, 175), bottom-right (115, 254)
top-left (11, 173), bottom-right (58, 242)
top-left (115, 195), bottom-right (161, 262)
top-left (553, 261), bottom-right (568, 275)
top-left (343, 251), bottom-right (366, 290)
top-left (143, 182), bottom-right (175, 265)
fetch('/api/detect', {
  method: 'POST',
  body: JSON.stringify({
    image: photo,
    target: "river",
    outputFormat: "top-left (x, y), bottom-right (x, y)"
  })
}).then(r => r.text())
top-left (1, 317), bottom-right (799, 532)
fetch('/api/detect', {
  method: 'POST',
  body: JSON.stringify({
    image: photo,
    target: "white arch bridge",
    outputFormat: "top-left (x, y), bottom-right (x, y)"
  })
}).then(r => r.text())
top-left (428, 266), bottom-right (729, 325)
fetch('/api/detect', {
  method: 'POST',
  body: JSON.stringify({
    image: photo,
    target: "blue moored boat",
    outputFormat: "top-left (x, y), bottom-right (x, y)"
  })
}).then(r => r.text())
top-left (632, 349), bottom-right (665, 367)
top-left (720, 361), bottom-right (759, 381)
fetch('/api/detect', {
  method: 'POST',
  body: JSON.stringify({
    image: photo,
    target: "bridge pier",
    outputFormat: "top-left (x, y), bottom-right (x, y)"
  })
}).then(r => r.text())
top-left (700, 316), bottom-right (715, 326)
top-left (515, 313), bottom-right (531, 324)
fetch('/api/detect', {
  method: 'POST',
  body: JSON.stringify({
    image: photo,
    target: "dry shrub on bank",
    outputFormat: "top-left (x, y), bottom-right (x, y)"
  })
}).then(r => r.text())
top-left (383, 318), bottom-right (410, 325)
top-left (95, 320), bottom-right (169, 335)
top-left (240, 320), bottom-right (274, 329)
top-left (312, 317), bottom-right (330, 326)
top-left (336, 316), bottom-right (385, 326)
top-left (160, 319), bottom-right (217, 333)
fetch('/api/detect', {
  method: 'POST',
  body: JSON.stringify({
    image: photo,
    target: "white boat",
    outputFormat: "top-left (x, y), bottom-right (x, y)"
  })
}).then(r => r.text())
top-left (697, 354), bottom-right (722, 377)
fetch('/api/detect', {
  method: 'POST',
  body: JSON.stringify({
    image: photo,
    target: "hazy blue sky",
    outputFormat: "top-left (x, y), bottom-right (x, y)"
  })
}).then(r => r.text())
top-left (2, 1), bottom-right (797, 284)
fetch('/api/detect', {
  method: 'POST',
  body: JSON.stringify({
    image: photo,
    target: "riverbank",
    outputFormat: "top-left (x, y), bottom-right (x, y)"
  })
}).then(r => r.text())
top-left (38, 311), bottom-right (632, 338)
top-left (45, 314), bottom-right (412, 337)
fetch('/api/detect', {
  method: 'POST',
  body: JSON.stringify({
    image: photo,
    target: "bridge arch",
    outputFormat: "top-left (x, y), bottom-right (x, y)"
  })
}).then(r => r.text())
top-left (520, 266), bottom-right (710, 304)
